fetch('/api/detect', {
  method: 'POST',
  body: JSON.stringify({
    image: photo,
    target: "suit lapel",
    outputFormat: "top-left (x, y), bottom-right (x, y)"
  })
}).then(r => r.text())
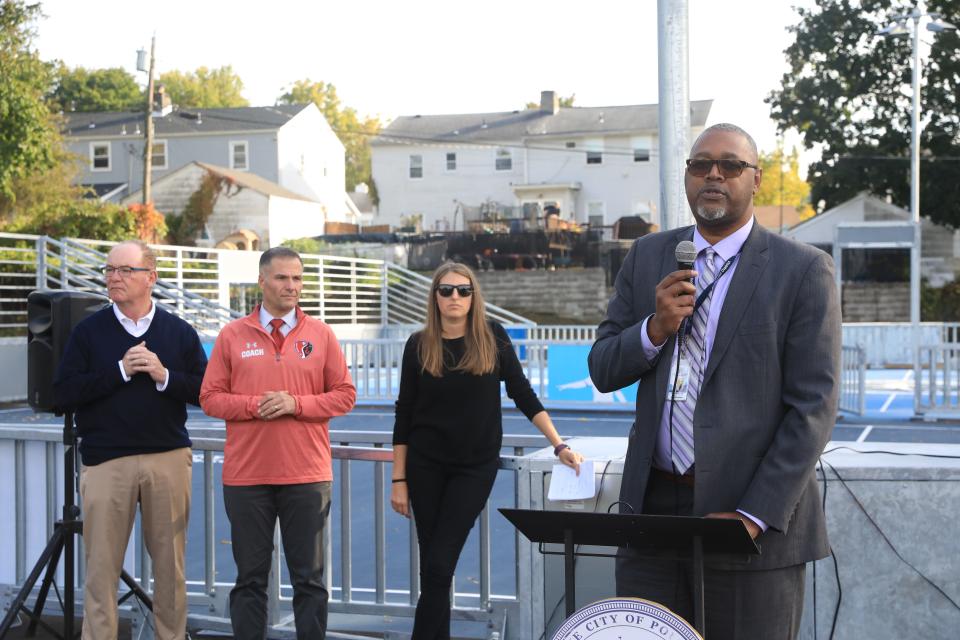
top-left (654, 226), bottom-right (695, 425)
top-left (702, 223), bottom-right (770, 388)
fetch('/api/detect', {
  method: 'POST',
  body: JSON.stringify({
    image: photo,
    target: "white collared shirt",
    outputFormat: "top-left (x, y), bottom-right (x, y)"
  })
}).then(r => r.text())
top-left (114, 302), bottom-right (169, 391)
top-left (259, 305), bottom-right (298, 336)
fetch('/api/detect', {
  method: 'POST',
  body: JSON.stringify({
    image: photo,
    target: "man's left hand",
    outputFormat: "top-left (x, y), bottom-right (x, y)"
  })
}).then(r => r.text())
top-left (258, 391), bottom-right (296, 420)
top-left (705, 511), bottom-right (761, 540)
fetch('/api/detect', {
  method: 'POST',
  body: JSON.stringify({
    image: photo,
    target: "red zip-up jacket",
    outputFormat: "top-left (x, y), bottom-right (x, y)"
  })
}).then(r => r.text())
top-left (200, 307), bottom-right (356, 485)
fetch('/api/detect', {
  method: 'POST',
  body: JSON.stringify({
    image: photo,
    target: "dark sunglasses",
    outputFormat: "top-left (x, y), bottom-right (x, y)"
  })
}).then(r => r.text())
top-left (435, 284), bottom-right (473, 298)
top-left (685, 158), bottom-right (759, 178)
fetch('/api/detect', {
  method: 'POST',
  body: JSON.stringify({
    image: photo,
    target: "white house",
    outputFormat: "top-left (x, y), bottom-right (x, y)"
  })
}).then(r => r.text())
top-left (786, 192), bottom-right (960, 285)
top-left (123, 162), bottom-right (326, 249)
top-left (371, 91), bottom-right (712, 231)
top-left (63, 103), bottom-right (358, 225)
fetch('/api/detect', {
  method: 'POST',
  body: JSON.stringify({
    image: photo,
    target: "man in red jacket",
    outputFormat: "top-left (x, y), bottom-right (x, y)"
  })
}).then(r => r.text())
top-left (200, 247), bottom-right (356, 639)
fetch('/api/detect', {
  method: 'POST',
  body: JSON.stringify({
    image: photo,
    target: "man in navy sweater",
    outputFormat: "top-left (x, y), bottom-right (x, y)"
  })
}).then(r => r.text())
top-left (54, 240), bottom-right (207, 640)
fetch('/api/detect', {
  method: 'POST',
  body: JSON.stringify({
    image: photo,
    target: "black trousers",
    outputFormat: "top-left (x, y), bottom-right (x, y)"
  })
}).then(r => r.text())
top-left (223, 482), bottom-right (332, 640)
top-left (615, 471), bottom-right (806, 640)
top-left (406, 453), bottom-right (499, 640)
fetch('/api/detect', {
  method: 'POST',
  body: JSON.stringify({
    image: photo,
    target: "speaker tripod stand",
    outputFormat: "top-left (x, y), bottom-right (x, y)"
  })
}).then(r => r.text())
top-left (0, 411), bottom-right (153, 639)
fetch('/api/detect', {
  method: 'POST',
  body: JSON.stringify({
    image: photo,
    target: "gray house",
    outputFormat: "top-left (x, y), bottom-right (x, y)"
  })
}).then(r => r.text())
top-left (63, 103), bottom-right (359, 224)
top-left (371, 90), bottom-right (712, 231)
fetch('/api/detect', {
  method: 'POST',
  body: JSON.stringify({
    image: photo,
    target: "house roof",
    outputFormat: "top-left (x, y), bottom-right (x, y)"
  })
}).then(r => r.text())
top-left (63, 104), bottom-right (310, 138)
top-left (348, 191), bottom-right (374, 213)
top-left (373, 100), bottom-right (713, 146)
top-left (125, 161), bottom-right (316, 203)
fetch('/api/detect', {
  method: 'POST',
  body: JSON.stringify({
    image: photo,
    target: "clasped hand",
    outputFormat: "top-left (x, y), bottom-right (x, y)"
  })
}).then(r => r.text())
top-left (258, 391), bottom-right (296, 420)
top-left (122, 341), bottom-right (166, 384)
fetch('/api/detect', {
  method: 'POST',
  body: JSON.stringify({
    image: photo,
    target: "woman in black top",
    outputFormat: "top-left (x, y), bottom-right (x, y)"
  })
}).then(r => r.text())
top-left (391, 262), bottom-right (582, 639)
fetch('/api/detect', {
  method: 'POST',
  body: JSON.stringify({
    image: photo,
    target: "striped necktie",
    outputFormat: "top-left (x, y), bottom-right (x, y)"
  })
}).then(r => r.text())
top-left (671, 248), bottom-right (717, 474)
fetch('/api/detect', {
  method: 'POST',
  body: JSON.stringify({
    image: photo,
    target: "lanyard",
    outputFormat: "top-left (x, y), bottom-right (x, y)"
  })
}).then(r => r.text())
top-left (682, 251), bottom-right (739, 342)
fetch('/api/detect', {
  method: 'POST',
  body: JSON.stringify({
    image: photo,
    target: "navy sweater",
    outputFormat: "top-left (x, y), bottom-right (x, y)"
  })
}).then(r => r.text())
top-left (53, 306), bottom-right (208, 466)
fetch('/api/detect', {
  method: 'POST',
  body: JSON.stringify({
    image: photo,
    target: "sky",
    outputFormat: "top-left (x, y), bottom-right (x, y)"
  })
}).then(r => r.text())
top-left (32, 0), bottom-right (817, 160)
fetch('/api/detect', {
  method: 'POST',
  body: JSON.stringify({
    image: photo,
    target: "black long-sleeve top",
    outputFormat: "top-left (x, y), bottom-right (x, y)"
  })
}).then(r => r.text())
top-left (393, 321), bottom-right (544, 465)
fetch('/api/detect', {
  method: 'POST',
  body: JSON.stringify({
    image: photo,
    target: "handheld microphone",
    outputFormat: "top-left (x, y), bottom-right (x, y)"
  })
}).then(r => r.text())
top-left (674, 240), bottom-right (697, 345)
top-left (675, 240), bottom-right (697, 276)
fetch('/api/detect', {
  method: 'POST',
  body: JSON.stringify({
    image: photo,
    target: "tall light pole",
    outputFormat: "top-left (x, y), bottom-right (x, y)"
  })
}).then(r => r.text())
top-left (877, 6), bottom-right (956, 412)
top-left (657, 0), bottom-right (692, 231)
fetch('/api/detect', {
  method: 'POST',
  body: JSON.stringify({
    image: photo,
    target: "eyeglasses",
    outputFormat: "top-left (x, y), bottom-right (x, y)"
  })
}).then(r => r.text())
top-left (685, 158), bottom-right (759, 178)
top-left (100, 265), bottom-right (153, 277)
top-left (435, 284), bottom-right (473, 298)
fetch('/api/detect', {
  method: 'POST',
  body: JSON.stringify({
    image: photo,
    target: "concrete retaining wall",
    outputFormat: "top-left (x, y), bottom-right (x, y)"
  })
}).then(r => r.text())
top-left (842, 282), bottom-right (909, 322)
top-left (475, 268), bottom-right (610, 324)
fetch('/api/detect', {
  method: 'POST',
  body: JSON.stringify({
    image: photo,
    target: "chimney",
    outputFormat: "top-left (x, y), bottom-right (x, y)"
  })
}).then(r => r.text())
top-left (153, 84), bottom-right (173, 116)
top-left (540, 90), bottom-right (559, 115)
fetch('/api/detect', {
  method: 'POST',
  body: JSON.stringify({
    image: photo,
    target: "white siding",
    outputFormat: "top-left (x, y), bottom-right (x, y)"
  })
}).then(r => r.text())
top-left (276, 106), bottom-right (353, 220)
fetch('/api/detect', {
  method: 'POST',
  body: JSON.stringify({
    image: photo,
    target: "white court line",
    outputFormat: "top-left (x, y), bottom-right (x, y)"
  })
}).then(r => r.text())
top-left (902, 370), bottom-right (914, 382)
top-left (879, 393), bottom-right (898, 413)
top-left (856, 426), bottom-right (874, 443)
top-left (347, 410), bottom-right (633, 423)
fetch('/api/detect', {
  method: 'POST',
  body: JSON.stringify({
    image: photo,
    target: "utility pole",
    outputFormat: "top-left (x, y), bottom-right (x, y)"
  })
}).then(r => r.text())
top-left (142, 36), bottom-right (156, 205)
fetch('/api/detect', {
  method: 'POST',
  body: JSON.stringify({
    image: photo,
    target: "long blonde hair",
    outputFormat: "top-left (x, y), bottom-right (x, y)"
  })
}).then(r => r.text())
top-left (418, 262), bottom-right (497, 377)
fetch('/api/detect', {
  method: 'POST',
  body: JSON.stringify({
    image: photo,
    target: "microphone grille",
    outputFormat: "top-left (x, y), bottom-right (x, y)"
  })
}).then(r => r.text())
top-left (675, 241), bottom-right (697, 265)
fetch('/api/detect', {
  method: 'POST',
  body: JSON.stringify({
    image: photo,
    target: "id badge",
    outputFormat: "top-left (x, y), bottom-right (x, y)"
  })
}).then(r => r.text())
top-left (666, 354), bottom-right (691, 401)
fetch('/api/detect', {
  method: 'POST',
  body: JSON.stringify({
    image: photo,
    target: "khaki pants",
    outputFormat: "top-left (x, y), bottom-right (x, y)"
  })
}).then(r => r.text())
top-left (79, 447), bottom-right (192, 640)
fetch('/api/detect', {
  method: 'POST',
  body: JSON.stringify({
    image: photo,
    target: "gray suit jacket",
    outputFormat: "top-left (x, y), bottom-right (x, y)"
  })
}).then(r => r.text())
top-left (588, 222), bottom-right (841, 570)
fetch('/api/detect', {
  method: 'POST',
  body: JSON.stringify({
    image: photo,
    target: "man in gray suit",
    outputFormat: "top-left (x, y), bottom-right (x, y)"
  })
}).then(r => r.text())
top-left (589, 123), bottom-right (840, 639)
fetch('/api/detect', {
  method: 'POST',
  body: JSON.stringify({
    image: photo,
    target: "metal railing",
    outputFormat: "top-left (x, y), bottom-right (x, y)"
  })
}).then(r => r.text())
top-left (841, 322), bottom-right (960, 368)
top-left (0, 424), bottom-right (553, 638)
top-left (840, 345), bottom-right (867, 416)
top-left (51, 238), bottom-right (241, 336)
top-left (341, 339), bottom-right (552, 403)
top-left (916, 343), bottom-right (960, 418)
top-left (0, 233), bottom-right (534, 336)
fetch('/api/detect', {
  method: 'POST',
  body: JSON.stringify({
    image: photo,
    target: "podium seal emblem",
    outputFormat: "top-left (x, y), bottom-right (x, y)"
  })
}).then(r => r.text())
top-left (551, 597), bottom-right (702, 640)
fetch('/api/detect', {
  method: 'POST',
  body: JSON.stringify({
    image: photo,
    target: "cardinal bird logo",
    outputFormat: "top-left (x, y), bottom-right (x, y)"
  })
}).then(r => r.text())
top-left (294, 340), bottom-right (313, 359)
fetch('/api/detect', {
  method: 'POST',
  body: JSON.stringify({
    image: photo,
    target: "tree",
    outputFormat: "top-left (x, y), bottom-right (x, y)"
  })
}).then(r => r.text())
top-left (767, 0), bottom-right (960, 227)
top-left (277, 79), bottom-right (381, 196)
top-left (0, 2), bottom-right (156, 239)
top-left (0, 0), bottom-right (60, 201)
top-left (524, 93), bottom-right (576, 109)
top-left (49, 65), bottom-right (143, 112)
top-left (754, 144), bottom-right (815, 221)
top-left (158, 66), bottom-right (249, 108)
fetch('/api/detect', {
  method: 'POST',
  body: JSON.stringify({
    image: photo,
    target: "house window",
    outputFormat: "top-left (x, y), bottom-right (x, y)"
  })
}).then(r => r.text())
top-left (151, 140), bottom-right (167, 170)
top-left (446, 152), bottom-right (457, 171)
top-left (409, 154), bottom-right (423, 179)
top-left (585, 138), bottom-right (603, 165)
top-left (90, 142), bottom-right (111, 171)
top-left (495, 148), bottom-right (512, 171)
top-left (588, 201), bottom-right (605, 219)
top-left (632, 136), bottom-right (651, 162)
top-left (230, 141), bottom-right (249, 170)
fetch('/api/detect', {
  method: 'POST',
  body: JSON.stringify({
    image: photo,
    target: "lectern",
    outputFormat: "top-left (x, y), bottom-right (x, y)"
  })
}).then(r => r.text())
top-left (500, 508), bottom-right (760, 637)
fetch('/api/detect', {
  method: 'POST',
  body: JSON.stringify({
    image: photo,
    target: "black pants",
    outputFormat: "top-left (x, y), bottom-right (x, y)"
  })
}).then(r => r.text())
top-left (223, 482), bottom-right (332, 640)
top-left (615, 471), bottom-right (806, 640)
top-left (406, 454), bottom-right (499, 640)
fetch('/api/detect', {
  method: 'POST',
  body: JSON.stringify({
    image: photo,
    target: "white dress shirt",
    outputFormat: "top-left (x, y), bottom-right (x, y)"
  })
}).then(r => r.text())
top-left (114, 302), bottom-right (169, 391)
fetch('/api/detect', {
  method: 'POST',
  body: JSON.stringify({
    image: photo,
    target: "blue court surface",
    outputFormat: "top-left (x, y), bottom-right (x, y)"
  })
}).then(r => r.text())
top-left (2, 367), bottom-right (957, 444)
